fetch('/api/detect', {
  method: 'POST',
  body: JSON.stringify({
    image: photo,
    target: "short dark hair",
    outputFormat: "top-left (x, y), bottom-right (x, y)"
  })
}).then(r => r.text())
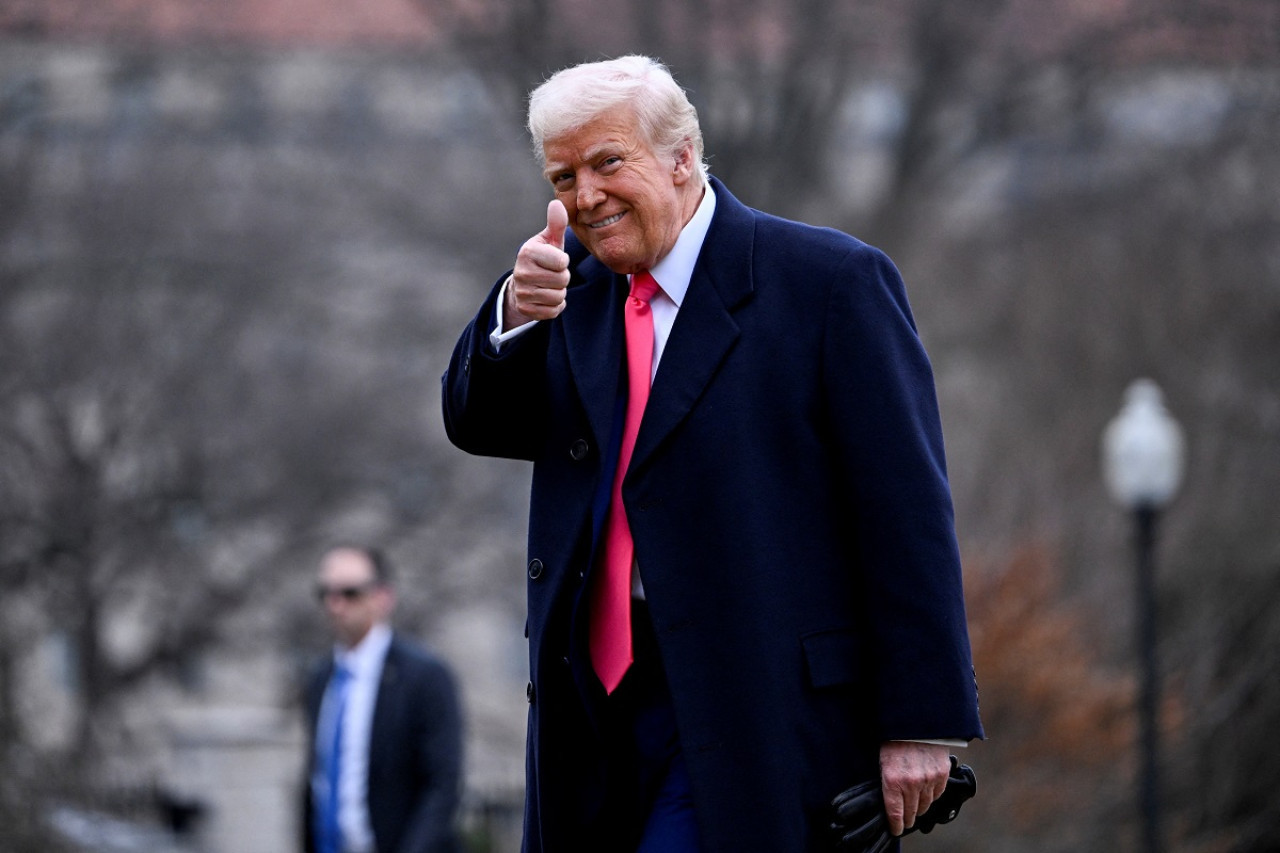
top-left (324, 543), bottom-right (394, 586)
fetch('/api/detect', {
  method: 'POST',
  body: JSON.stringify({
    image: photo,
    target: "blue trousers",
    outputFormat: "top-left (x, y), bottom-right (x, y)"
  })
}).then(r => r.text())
top-left (604, 602), bottom-right (705, 853)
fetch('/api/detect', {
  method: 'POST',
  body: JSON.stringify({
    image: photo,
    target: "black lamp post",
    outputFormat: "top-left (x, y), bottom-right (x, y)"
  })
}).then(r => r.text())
top-left (1102, 379), bottom-right (1185, 853)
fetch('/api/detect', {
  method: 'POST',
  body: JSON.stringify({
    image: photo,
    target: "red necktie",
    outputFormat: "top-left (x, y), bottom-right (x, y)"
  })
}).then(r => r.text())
top-left (590, 270), bottom-right (660, 693)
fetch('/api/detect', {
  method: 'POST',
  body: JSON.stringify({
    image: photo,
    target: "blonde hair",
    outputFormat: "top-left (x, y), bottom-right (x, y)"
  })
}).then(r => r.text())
top-left (527, 55), bottom-right (707, 183)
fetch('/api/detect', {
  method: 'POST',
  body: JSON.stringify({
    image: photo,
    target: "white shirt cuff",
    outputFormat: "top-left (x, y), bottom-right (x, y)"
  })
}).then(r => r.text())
top-left (488, 275), bottom-right (539, 352)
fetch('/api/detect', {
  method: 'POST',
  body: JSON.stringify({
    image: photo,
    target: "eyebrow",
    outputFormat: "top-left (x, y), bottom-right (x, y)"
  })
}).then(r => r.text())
top-left (544, 141), bottom-right (625, 181)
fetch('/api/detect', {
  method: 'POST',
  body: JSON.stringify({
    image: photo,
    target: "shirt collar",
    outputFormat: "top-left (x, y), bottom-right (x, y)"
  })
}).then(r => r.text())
top-left (644, 182), bottom-right (717, 308)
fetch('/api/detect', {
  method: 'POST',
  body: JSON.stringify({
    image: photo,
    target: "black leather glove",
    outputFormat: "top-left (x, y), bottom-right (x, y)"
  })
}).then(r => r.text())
top-left (830, 779), bottom-right (895, 853)
top-left (830, 756), bottom-right (976, 851)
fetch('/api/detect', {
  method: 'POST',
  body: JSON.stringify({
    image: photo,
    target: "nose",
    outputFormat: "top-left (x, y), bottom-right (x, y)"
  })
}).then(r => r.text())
top-left (576, 173), bottom-right (605, 211)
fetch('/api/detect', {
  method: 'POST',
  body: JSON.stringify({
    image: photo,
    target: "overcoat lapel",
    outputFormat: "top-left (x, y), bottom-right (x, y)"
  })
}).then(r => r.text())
top-left (369, 641), bottom-right (398, 764)
top-left (630, 178), bottom-right (756, 473)
top-left (557, 179), bottom-right (757, 478)
top-left (561, 252), bottom-right (627, 450)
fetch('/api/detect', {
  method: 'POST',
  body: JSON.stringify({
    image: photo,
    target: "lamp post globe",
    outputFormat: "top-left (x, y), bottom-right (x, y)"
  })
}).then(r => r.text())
top-left (1103, 378), bottom-right (1186, 511)
top-left (1102, 378), bottom-right (1185, 853)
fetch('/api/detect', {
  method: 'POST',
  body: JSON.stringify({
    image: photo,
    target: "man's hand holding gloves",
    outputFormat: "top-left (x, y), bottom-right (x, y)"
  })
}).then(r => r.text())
top-left (830, 756), bottom-right (977, 852)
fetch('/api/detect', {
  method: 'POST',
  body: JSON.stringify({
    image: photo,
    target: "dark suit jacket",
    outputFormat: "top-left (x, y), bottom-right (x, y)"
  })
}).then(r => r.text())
top-left (441, 177), bottom-right (982, 852)
top-left (302, 632), bottom-right (463, 853)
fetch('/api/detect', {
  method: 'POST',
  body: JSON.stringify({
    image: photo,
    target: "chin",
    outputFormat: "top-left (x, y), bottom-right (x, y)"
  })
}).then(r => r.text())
top-left (588, 239), bottom-right (644, 273)
top-left (601, 255), bottom-right (649, 276)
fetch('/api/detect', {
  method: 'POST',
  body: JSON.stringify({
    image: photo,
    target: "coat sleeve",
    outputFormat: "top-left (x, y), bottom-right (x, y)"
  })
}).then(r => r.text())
top-left (440, 273), bottom-right (554, 462)
top-left (822, 243), bottom-right (983, 743)
top-left (300, 663), bottom-right (331, 853)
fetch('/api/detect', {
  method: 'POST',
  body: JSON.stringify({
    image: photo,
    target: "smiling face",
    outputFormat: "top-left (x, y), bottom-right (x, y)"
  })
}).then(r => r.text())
top-left (542, 107), bottom-right (702, 275)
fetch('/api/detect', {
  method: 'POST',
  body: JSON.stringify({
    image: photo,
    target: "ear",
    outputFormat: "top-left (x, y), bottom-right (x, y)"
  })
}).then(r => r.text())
top-left (672, 141), bottom-right (696, 185)
top-left (374, 585), bottom-right (396, 619)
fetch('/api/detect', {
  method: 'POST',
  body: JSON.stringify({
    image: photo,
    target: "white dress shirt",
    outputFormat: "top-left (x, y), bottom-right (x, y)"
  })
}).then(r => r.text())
top-left (622, 182), bottom-right (716, 380)
top-left (324, 622), bottom-right (391, 853)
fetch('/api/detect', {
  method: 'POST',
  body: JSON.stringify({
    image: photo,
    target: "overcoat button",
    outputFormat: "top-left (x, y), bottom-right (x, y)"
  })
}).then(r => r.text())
top-left (528, 559), bottom-right (544, 580)
top-left (526, 682), bottom-right (535, 704)
top-left (462, 356), bottom-right (471, 375)
top-left (569, 439), bottom-right (589, 461)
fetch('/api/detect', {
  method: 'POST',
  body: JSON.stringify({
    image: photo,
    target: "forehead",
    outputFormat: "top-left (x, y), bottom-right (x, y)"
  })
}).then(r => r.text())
top-left (542, 108), bottom-right (647, 170)
top-left (319, 549), bottom-right (376, 583)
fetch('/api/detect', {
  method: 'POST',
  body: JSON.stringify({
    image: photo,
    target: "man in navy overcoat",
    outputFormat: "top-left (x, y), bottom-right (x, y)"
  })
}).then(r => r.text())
top-left (442, 55), bottom-right (982, 853)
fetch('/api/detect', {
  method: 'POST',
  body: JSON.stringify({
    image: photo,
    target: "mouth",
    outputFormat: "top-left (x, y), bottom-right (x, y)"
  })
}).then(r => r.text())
top-left (587, 212), bottom-right (625, 229)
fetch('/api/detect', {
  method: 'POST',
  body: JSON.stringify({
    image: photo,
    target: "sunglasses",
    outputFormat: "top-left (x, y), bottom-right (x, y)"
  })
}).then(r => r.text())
top-left (315, 581), bottom-right (378, 604)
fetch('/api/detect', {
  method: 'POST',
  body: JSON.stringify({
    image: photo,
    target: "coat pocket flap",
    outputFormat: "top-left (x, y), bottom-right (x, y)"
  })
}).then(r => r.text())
top-left (801, 628), bottom-right (862, 689)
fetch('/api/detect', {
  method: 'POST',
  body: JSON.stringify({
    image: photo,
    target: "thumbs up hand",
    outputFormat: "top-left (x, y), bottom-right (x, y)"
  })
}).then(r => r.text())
top-left (542, 197), bottom-right (568, 252)
top-left (506, 200), bottom-right (571, 328)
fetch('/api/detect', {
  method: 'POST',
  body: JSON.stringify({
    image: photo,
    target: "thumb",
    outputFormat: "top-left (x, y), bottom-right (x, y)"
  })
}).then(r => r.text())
top-left (544, 199), bottom-right (568, 250)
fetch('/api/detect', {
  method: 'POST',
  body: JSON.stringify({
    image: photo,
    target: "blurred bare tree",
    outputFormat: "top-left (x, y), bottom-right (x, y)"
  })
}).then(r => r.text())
top-left (0, 82), bottom-right (458, 851)
top-left (0, 137), bottom-right (341, 757)
top-left (0, 40), bottom-right (541, 846)
top-left (427, 0), bottom-right (1278, 225)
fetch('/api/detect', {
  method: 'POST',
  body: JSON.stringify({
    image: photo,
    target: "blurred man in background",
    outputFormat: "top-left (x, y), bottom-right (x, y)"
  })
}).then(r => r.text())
top-left (302, 545), bottom-right (464, 853)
